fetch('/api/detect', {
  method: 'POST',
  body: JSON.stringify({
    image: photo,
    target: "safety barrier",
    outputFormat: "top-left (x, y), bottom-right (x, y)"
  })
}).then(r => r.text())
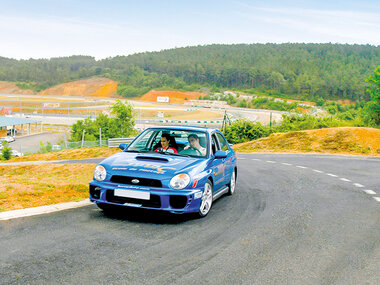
top-left (107, 137), bottom-right (135, 148)
top-left (157, 120), bottom-right (223, 124)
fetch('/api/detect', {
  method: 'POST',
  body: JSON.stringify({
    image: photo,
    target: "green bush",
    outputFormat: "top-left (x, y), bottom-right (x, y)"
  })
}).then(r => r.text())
top-left (39, 141), bottom-right (52, 153)
top-left (1, 142), bottom-right (12, 160)
top-left (222, 119), bottom-right (270, 144)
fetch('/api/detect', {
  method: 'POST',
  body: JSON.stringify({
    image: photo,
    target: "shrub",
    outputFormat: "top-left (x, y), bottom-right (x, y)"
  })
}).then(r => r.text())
top-left (222, 119), bottom-right (270, 144)
top-left (1, 142), bottom-right (12, 160)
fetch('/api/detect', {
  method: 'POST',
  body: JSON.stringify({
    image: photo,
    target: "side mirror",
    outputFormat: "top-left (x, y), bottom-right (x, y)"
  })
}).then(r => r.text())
top-left (119, 143), bottom-right (128, 150)
top-left (228, 143), bottom-right (233, 147)
top-left (214, 150), bottom-right (227, 159)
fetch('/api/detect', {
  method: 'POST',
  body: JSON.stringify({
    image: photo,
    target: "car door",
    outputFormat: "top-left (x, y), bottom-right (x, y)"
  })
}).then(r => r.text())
top-left (215, 132), bottom-right (234, 185)
top-left (210, 133), bottom-right (225, 192)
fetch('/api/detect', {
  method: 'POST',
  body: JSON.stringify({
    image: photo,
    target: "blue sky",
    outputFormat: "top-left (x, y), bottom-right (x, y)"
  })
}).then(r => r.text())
top-left (0, 0), bottom-right (379, 59)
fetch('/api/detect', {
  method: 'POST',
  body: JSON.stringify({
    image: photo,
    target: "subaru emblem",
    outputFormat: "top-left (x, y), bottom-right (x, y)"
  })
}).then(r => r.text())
top-left (131, 179), bottom-right (139, 184)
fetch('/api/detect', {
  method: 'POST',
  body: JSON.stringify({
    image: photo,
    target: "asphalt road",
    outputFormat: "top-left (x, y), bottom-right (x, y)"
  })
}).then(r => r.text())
top-left (0, 154), bottom-right (379, 284)
top-left (9, 132), bottom-right (67, 154)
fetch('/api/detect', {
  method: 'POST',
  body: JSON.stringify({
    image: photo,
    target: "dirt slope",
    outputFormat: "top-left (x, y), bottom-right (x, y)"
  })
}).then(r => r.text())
top-left (0, 81), bottom-right (34, 94)
top-left (234, 127), bottom-right (380, 156)
top-left (39, 78), bottom-right (118, 97)
top-left (139, 90), bottom-right (205, 104)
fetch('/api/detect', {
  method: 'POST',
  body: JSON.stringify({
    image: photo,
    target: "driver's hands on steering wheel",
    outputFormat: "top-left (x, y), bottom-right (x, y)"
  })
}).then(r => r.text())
top-left (189, 146), bottom-right (202, 155)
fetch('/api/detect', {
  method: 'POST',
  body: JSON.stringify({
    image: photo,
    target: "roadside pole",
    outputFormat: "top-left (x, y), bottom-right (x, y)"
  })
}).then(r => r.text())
top-left (81, 130), bottom-right (86, 148)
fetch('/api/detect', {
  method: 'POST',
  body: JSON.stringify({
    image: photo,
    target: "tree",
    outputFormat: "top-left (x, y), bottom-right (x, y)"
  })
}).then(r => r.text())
top-left (70, 100), bottom-right (135, 142)
top-left (1, 142), bottom-right (12, 160)
top-left (363, 65), bottom-right (380, 126)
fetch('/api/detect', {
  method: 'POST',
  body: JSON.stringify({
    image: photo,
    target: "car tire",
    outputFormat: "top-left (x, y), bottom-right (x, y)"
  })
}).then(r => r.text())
top-left (227, 169), bottom-right (236, 195)
top-left (198, 179), bottom-right (213, 217)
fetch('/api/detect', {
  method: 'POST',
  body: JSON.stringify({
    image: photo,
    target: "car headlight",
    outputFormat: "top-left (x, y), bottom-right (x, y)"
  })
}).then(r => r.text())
top-left (94, 165), bottom-right (107, 181)
top-left (170, 173), bottom-right (190, 190)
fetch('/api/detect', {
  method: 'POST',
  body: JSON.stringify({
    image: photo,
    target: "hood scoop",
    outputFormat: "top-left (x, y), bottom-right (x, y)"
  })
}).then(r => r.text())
top-left (135, 156), bottom-right (169, 162)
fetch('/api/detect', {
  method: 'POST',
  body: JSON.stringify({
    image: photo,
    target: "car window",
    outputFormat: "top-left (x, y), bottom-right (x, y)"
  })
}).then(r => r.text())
top-left (127, 129), bottom-right (155, 150)
top-left (216, 133), bottom-right (229, 151)
top-left (211, 134), bottom-right (220, 155)
top-left (127, 128), bottom-right (209, 158)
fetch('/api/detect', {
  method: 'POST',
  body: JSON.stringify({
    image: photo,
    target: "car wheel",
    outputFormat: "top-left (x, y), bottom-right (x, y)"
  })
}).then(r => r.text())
top-left (198, 180), bottom-right (213, 217)
top-left (228, 169), bottom-right (236, 195)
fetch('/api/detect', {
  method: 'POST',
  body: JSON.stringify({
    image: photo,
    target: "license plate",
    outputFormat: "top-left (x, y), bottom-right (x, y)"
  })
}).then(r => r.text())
top-left (114, 189), bottom-right (150, 200)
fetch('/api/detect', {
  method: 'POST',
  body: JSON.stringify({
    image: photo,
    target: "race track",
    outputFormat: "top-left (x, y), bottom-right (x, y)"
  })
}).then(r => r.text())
top-left (0, 154), bottom-right (379, 284)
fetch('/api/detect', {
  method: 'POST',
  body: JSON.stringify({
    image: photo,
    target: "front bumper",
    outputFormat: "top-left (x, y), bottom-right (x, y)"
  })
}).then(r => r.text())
top-left (89, 181), bottom-right (203, 214)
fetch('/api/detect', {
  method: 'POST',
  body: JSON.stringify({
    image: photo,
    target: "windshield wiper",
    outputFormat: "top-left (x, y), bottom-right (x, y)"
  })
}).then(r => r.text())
top-left (124, 149), bottom-right (152, 153)
top-left (158, 152), bottom-right (189, 157)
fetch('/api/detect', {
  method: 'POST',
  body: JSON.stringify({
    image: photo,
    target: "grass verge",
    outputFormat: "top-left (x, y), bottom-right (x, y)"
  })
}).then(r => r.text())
top-left (0, 164), bottom-right (96, 212)
top-left (233, 127), bottom-right (380, 156)
top-left (5, 147), bottom-right (121, 163)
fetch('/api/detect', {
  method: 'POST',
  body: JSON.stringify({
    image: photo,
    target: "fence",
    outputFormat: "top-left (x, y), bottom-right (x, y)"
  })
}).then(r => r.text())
top-left (64, 137), bottom-right (135, 149)
top-left (107, 137), bottom-right (135, 148)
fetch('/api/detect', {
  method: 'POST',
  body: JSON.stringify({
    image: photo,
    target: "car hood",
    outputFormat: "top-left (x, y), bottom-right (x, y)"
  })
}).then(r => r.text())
top-left (100, 152), bottom-right (206, 180)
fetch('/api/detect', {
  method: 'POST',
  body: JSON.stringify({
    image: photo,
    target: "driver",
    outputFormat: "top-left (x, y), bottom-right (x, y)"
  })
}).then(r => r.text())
top-left (184, 133), bottom-right (206, 155)
top-left (155, 133), bottom-right (178, 153)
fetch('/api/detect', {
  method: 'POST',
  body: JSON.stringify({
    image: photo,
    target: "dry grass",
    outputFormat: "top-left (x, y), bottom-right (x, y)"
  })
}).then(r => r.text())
top-left (0, 164), bottom-right (96, 211)
top-left (234, 127), bottom-right (380, 156)
top-left (6, 147), bottom-right (121, 163)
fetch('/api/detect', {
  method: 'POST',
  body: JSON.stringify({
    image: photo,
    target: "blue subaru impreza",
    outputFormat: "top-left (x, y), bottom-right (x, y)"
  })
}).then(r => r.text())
top-left (89, 126), bottom-right (237, 217)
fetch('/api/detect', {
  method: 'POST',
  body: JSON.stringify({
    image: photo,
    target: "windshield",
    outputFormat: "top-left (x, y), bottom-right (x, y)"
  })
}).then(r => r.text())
top-left (126, 128), bottom-right (209, 158)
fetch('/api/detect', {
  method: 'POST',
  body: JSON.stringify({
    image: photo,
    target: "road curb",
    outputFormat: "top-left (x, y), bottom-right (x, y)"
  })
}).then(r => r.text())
top-left (0, 199), bottom-right (92, 221)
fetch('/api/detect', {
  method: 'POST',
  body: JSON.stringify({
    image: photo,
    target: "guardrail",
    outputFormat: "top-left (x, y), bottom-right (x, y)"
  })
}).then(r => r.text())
top-left (108, 137), bottom-right (135, 148)
top-left (157, 119), bottom-right (224, 125)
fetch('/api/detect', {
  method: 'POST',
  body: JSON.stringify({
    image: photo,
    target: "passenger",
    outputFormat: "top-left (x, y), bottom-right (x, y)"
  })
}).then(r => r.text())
top-left (155, 133), bottom-right (178, 153)
top-left (184, 134), bottom-right (206, 155)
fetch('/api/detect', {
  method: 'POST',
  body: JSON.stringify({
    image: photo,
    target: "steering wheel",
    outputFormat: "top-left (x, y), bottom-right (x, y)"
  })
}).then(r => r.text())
top-left (189, 146), bottom-right (202, 156)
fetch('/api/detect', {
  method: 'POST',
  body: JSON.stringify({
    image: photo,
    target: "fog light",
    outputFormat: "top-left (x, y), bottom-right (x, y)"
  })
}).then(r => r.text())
top-left (194, 191), bottom-right (202, 199)
top-left (90, 186), bottom-right (101, 199)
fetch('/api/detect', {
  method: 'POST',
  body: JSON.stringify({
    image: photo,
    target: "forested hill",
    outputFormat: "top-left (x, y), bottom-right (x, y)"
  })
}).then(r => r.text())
top-left (0, 43), bottom-right (379, 101)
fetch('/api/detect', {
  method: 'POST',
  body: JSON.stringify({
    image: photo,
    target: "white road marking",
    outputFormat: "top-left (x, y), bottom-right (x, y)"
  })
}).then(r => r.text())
top-left (339, 178), bottom-right (351, 182)
top-left (0, 199), bottom-right (92, 221)
top-left (238, 158), bottom-right (246, 160)
top-left (363, 190), bottom-right (376, 195)
top-left (245, 158), bottom-right (378, 205)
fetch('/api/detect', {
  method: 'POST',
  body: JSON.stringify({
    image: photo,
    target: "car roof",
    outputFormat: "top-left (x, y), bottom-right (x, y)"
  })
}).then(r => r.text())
top-left (146, 125), bottom-right (218, 134)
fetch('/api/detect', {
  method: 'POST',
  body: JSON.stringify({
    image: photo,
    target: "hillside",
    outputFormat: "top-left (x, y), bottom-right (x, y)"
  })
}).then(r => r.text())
top-left (139, 90), bottom-right (205, 104)
top-left (39, 77), bottom-right (118, 97)
top-left (0, 81), bottom-right (34, 94)
top-left (1, 44), bottom-right (379, 101)
top-left (233, 127), bottom-right (380, 156)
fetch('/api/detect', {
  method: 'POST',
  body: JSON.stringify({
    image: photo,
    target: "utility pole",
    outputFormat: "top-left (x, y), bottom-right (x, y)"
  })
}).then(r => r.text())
top-left (99, 128), bottom-right (102, 147)
top-left (222, 110), bottom-right (231, 131)
top-left (81, 130), bottom-right (86, 148)
top-left (270, 112), bottom-right (272, 130)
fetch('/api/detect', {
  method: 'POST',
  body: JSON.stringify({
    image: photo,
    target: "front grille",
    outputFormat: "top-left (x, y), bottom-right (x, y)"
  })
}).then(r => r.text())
top-left (110, 175), bottom-right (162, 188)
top-left (106, 190), bottom-right (161, 208)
